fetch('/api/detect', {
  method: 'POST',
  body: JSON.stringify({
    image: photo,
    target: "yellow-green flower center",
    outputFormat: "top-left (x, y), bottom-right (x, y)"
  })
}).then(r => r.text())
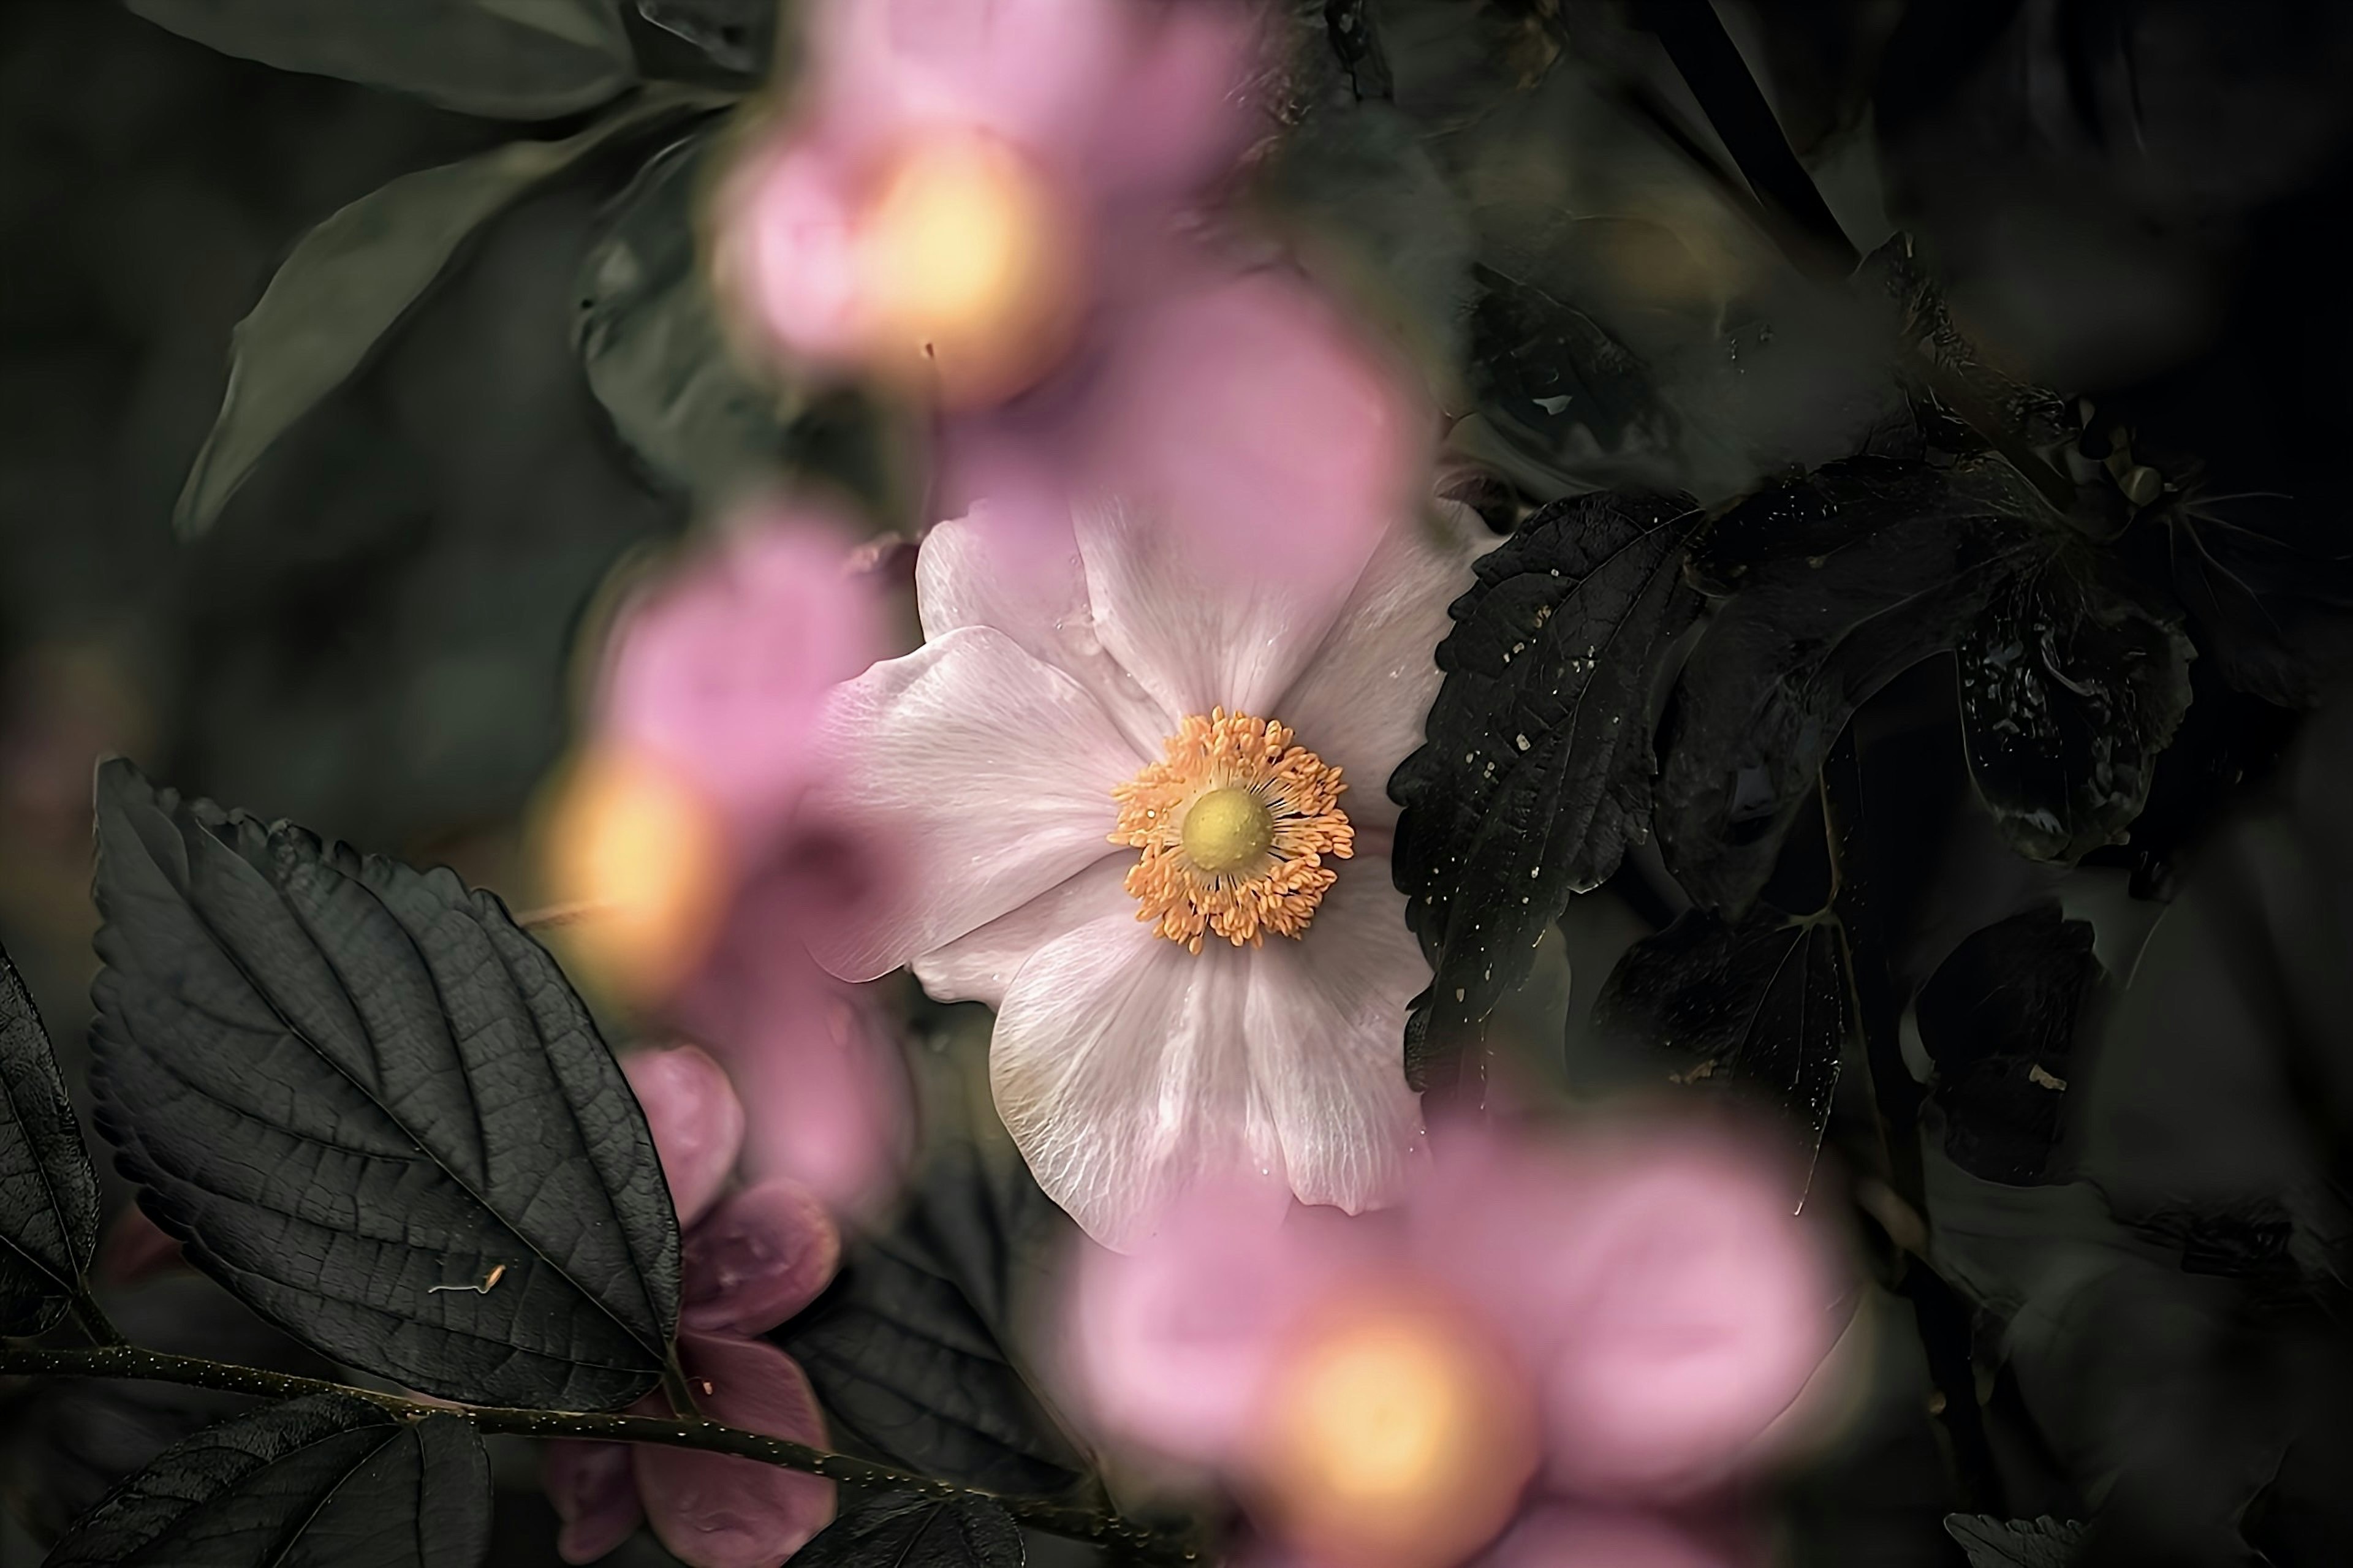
top-left (1180, 787), bottom-right (1275, 874)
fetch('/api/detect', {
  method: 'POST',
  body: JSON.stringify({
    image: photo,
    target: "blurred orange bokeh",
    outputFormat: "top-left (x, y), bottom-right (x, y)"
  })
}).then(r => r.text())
top-left (537, 745), bottom-right (730, 1006)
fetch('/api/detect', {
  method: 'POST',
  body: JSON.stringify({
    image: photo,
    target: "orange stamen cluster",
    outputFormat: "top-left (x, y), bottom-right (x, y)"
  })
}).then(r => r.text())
top-left (1111, 710), bottom-right (1353, 952)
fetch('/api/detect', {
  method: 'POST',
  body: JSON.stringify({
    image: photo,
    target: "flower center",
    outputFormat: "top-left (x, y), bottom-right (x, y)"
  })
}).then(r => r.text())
top-left (1111, 710), bottom-right (1352, 952)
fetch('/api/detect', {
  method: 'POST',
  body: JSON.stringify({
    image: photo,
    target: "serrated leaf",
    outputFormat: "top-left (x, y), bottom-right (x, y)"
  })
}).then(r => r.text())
top-left (775, 1138), bottom-right (1087, 1495)
top-left (175, 87), bottom-right (724, 537)
top-left (1655, 455), bottom-right (2050, 915)
top-left (89, 760), bottom-right (680, 1411)
top-left (1941, 1513), bottom-right (2090, 1568)
top-left (45, 1393), bottom-right (488, 1568)
top-left (1957, 563), bottom-right (2193, 863)
top-left (794, 1493), bottom-right (1025, 1568)
top-left (1590, 909), bottom-right (1847, 1156)
top-left (0, 945), bottom-right (99, 1336)
top-left (129, 0), bottom-right (637, 120)
top-left (577, 129), bottom-right (795, 498)
top-left (1390, 491), bottom-right (1703, 1094)
top-left (1917, 905), bottom-right (2104, 1186)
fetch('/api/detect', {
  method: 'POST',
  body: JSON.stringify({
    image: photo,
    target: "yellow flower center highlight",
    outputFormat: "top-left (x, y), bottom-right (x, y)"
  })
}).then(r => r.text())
top-left (858, 133), bottom-right (1080, 407)
top-left (537, 746), bottom-right (727, 1006)
top-left (1250, 1298), bottom-right (1539, 1568)
top-left (1111, 710), bottom-right (1352, 953)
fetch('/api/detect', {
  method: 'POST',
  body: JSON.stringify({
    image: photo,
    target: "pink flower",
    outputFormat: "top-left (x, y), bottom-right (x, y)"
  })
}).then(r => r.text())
top-left (547, 1047), bottom-right (844, 1568)
top-left (808, 376), bottom-right (1485, 1244)
top-left (711, 0), bottom-right (1268, 405)
top-left (1063, 1120), bottom-right (1844, 1568)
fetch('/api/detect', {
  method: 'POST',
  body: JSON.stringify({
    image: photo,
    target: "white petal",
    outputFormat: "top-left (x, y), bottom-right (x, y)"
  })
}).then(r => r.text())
top-left (990, 909), bottom-right (1276, 1248)
top-left (916, 499), bottom-right (1173, 757)
top-left (1278, 498), bottom-right (1493, 831)
top-left (1074, 497), bottom-right (1383, 722)
top-left (809, 627), bottom-right (1141, 982)
top-left (912, 853), bottom-right (1133, 1009)
top-left (1246, 855), bottom-right (1428, 1213)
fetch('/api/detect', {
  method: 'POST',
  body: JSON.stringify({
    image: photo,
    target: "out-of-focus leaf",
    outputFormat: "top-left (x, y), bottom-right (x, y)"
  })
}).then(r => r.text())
top-left (89, 760), bottom-right (680, 1411)
top-left (1390, 491), bottom-right (1702, 1095)
top-left (2163, 494), bottom-right (2353, 708)
top-left (775, 1138), bottom-right (1088, 1495)
top-left (45, 1393), bottom-right (488, 1568)
top-left (636, 0), bottom-right (776, 77)
top-left (1915, 904), bottom-right (2103, 1186)
top-left (1463, 261), bottom-right (1674, 495)
top-left (0, 945), bottom-right (98, 1336)
top-left (1654, 455), bottom-right (2049, 915)
top-left (577, 129), bottom-right (794, 499)
top-left (794, 1493), bottom-right (1025, 1568)
top-left (128, 0), bottom-right (637, 120)
top-left (1956, 562), bottom-right (2193, 864)
top-left (1941, 1513), bottom-right (2089, 1568)
top-left (175, 86), bottom-right (725, 537)
top-left (1589, 907), bottom-right (1847, 1156)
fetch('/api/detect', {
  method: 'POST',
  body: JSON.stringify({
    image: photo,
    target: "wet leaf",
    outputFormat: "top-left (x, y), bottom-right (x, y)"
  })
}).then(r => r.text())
top-left (794, 1493), bottom-right (1025, 1568)
top-left (0, 944), bottom-right (99, 1336)
top-left (1941, 1513), bottom-right (2089, 1568)
top-left (89, 760), bottom-right (680, 1411)
top-left (1390, 490), bottom-right (1703, 1095)
top-left (129, 0), bottom-right (636, 120)
top-left (1589, 908), bottom-right (1847, 1154)
top-left (46, 1393), bottom-right (488, 1568)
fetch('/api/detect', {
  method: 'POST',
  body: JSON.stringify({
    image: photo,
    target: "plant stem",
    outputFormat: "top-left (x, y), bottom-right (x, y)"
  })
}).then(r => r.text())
top-left (69, 1293), bottom-right (128, 1348)
top-left (0, 1345), bottom-right (1192, 1562)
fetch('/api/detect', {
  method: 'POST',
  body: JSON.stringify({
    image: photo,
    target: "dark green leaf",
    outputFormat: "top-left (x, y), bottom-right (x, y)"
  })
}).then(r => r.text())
top-left (1956, 562), bottom-right (2193, 863)
top-left (794, 1493), bottom-right (1025, 1568)
top-left (45, 1393), bottom-right (488, 1568)
top-left (578, 129), bottom-right (795, 498)
top-left (128, 0), bottom-right (636, 120)
top-left (1390, 490), bottom-right (1702, 1094)
top-left (2164, 496), bottom-right (2353, 707)
top-left (0, 945), bottom-right (99, 1335)
top-left (1941, 1514), bottom-right (2089, 1568)
top-left (1916, 904), bottom-right (2103, 1186)
top-left (89, 760), bottom-right (680, 1411)
top-left (636, 0), bottom-right (776, 76)
top-left (775, 1138), bottom-right (1087, 1495)
top-left (1590, 908), bottom-right (1847, 1154)
top-left (1461, 260), bottom-right (1674, 498)
top-left (1655, 455), bottom-right (2048, 915)
top-left (175, 87), bottom-right (722, 537)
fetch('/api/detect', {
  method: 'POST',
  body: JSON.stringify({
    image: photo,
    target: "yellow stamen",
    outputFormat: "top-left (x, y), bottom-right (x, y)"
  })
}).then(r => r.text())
top-left (1111, 710), bottom-right (1352, 953)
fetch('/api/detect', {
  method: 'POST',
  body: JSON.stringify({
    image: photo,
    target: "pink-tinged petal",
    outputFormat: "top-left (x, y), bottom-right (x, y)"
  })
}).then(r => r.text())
top-left (988, 905), bottom-right (1274, 1248)
top-left (809, 0), bottom-right (1131, 157)
top-left (1276, 499), bottom-right (1493, 833)
top-left (917, 499), bottom-right (1175, 759)
top-left (638, 1335), bottom-right (836, 1568)
top-left (683, 1179), bottom-right (843, 1335)
top-left (544, 1441), bottom-right (644, 1565)
top-left (1064, 1177), bottom-right (1340, 1462)
top-left (1529, 1140), bottom-right (1841, 1499)
top-left (1244, 861), bottom-right (1428, 1216)
top-left (715, 138), bottom-right (869, 364)
top-left (1080, 1), bottom-right (1267, 198)
top-left (623, 1046), bottom-right (746, 1230)
top-left (809, 626), bottom-right (1145, 982)
top-left (1477, 1505), bottom-right (1752, 1568)
top-left (912, 853), bottom-right (1134, 1009)
top-left (601, 512), bottom-right (885, 843)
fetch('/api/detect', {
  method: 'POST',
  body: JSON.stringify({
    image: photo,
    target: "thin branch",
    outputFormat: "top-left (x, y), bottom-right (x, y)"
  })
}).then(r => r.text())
top-left (0, 1346), bottom-right (1192, 1562)
top-left (69, 1294), bottom-right (129, 1349)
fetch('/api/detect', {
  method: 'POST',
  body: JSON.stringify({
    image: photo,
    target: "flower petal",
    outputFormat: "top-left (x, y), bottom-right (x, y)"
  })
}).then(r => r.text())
top-left (544, 1441), bottom-right (643, 1565)
top-left (683, 1180), bottom-right (843, 1336)
top-left (638, 1335), bottom-right (835, 1568)
top-left (1244, 858), bottom-right (1428, 1215)
top-left (810, 625), bottom-right (1144, 981)
top-left (912, 852), bottom-right (1134, 1009)
top-left (1277, 498), bottom-right (1493, 832)
top-left (1478, 1505), bottom-right (1753, 1568)
top-left (989, 906), bottom-right (1273, 1248)
top-left (623, 1045), bottom-right (746, 1230)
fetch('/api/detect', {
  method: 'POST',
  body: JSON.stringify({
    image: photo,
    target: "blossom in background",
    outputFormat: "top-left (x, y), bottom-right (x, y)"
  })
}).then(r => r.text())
top-left (547, 1045), bottom-right (843, 1568)
top-left (539, 507), bottom-right (912, 1214)
top-left (1065, 1120), bottom-right (1846, 1568)
top-left (712, 0), bottom-right (1265, 407)
top-left (808, 407), bottom-right (1488, 1244)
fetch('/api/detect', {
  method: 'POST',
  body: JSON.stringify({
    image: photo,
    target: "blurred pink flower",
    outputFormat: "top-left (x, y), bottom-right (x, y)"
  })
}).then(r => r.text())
top-left (711, 0), bottom-right (1268, 404)
top-left (1063, 1120), bottom-right (1843, 1568)
top-left (808, 412), bottom-right (1485, 1246)
top-left (547, 1047), bottom-right (843, 1568)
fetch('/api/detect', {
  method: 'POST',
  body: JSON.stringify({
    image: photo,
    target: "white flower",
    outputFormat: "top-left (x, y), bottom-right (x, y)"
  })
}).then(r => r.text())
top-left (811, 495), bottom-right (1489, 1246)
